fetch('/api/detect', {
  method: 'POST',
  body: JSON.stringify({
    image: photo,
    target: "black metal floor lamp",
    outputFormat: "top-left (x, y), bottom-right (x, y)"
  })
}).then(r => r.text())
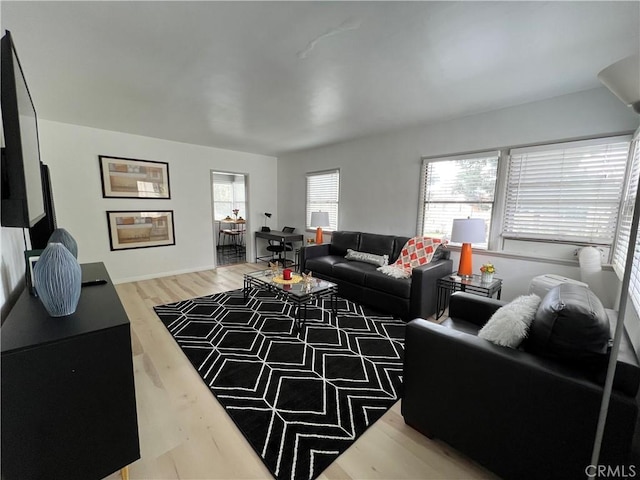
top-left (591, 53), bottom-right (639, 475)
top-left (590, 134), bottom-right (639, 471)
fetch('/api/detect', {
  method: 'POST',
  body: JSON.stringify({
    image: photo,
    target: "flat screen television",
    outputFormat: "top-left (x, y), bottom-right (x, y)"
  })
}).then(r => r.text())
top-left (1, 30), bottom-right (46, 229)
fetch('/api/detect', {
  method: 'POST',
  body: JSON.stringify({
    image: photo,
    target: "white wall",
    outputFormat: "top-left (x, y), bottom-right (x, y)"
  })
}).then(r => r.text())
top-left (36, 120), bottom-right (277, 283)
top-left (278, 87), bottom-right (639, 304)
top-left (449, 249), bottom-right (619, 305)
top-left (2, 88), bottom-right (636, 306)
top-left (0, 227), bottom-right (29, 320)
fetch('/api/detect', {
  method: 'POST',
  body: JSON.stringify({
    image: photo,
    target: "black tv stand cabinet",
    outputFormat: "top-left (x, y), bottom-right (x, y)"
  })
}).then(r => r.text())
top-left (1, 262), bottom-right (140, 480)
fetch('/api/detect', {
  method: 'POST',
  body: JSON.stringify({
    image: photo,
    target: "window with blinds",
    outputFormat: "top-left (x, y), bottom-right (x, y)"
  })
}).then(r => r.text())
top-left (419, 153), bottom-right (499, 247)
top-left (213, 176), bottom-right (246, 220)
top-left (503, 137), bottom-right (630, 245)
top-left (306, 170), bottom-right (339, 231)
top-left (610, 133), bottom-right (640, 313)
top-left (613, 137), bottom-right (640, 277)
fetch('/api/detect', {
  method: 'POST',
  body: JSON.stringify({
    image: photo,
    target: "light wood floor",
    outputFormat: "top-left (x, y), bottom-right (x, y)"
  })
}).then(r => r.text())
top-left (105, 263), bottom-right (495, 480)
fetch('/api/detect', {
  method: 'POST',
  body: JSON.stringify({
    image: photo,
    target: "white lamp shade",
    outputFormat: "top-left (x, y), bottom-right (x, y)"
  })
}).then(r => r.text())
top-left (598, 53), bottom-right (640, 114)
top-left (310, 211), bottom-right (330, 228)
top-left (450, 218), bottom-right (486, 244)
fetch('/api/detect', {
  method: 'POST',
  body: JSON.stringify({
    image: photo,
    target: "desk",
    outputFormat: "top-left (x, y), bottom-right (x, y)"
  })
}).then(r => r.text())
top-left (255, 230), bottom-right (304, 267)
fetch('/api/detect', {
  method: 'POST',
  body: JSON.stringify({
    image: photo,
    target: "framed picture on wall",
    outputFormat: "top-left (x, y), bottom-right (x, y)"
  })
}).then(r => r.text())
top-left (106, 211), bottom-right (175, 251)
top-left (24, 249), bottom-right (43, 295)
top-left (99, 155), bottom-right (171, 199)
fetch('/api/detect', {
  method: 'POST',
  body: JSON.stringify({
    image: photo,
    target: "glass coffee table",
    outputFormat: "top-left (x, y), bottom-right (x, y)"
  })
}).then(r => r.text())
top-left (243, 270), bottom-right (338, 333)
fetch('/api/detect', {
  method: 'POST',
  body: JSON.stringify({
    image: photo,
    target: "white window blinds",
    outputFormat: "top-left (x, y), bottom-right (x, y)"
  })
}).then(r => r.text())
top-left (503, 137), bottom-right (630, 244)
top-left (613, 136), bottom-right (640, 277)
top-left (419, 153), bottom-right (499, 247)
top-left (612, 130), bottom-right (640, 314)
top-left (306, 170), bottom-right (339, 231)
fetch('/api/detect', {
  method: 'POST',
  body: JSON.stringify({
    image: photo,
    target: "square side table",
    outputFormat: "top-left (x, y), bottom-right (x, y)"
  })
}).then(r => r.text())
top-left (436, 273), bottom-right (502, 319)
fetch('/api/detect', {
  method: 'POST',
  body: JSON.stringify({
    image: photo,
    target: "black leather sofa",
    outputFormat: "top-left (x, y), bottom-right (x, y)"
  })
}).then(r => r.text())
top-left (402, 288), bottom-right (640, 480)
top-left (299, 231), bottom-right (452, 319)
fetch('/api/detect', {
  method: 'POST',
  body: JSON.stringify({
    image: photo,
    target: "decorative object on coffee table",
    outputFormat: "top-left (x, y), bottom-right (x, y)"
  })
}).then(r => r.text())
top-left (47, 227), bottom-right (78, 258)
top-left (268, 261), bottom-right (280, 276)
top-left (33, 242), bottom-right (81, 317)
top-left (272, 273), bottom-right (302, 285)
top-left (451, 218), bottom-right (486, 278)
top-left (301, 271), bottom-right (314, 292)
top-left (301, 271), bottom-right (313, 285)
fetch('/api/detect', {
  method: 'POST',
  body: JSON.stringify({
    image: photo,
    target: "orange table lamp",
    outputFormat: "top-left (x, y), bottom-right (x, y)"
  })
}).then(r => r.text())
top-left (450, 218), bottom-right (486, 278)
top-left (310, 211), bottom-right (330, 244)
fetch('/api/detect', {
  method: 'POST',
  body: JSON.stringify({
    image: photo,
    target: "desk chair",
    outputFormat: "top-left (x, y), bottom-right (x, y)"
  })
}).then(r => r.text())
top-left (267, 226), bottom-right (295, 266)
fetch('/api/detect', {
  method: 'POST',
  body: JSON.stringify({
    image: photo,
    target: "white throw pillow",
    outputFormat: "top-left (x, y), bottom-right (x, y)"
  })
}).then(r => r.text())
top-left (478, 294), bottom-right (541, 348)
top-left (377, 264), bottom-right (410, 278)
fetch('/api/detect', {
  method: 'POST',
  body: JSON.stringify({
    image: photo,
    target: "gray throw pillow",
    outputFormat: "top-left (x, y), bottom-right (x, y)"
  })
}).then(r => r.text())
top-left (345, 249), bottom-right (389, 267)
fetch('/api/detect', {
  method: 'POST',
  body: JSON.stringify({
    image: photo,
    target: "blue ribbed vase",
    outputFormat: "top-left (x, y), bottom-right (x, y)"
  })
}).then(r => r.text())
top-left (33, 242), bottom-right (82, 317)
top-left (47, 228), bottom-right (78, 258)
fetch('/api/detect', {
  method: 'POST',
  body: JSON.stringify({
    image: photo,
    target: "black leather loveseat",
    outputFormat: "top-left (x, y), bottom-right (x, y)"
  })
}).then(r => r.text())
top-left (299, 231), bottom-right (452, 319)
top-left (402, 286), bottom-right (640, 480)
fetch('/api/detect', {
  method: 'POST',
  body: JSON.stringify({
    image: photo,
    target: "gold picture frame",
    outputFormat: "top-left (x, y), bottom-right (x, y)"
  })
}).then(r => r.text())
top-left (107, 211), bottom-right (175, 251)
top-left (24, 249), bottom-right (43, 295)
top-left (99, 155), bottom-right (170, 199)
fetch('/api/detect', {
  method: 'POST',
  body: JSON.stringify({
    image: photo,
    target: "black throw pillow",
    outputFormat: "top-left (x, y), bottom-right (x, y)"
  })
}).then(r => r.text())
top-left (525, 283), bottom-right (611, 362)
top-left (431, 244), bottom-right (446, 261)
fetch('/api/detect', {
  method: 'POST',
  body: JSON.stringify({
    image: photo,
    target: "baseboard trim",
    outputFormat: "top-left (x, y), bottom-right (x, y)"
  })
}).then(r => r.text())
top-left (113, 265), bottom-right (216, 284)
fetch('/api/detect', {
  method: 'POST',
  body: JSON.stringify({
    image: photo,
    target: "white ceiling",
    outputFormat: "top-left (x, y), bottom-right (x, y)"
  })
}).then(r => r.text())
top-left (2, 1), bottom-right (639, 156)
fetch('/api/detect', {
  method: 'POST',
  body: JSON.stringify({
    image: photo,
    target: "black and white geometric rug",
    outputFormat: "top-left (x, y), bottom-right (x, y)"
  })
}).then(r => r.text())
top-left (153, 287), bottom-right (405, 480)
